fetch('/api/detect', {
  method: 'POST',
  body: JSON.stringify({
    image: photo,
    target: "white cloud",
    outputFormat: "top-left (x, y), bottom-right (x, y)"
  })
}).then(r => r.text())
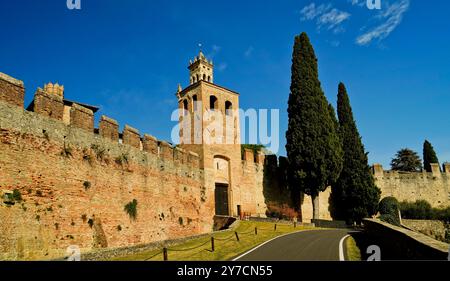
top-left (356, 0), bottom-right (410, 45)
top-left (349, 0), bottom-right (366, 7)
top-left (300, 3), bottom-right (350, 34)
top-left (300, 3), bottom-right (332, 21)
top-left (318, 8), bottom-right (351, 31)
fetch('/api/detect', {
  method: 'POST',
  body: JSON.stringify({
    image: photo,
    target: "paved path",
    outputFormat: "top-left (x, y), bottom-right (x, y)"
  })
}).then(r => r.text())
top-left (235, 229), bottom-right (351, 261)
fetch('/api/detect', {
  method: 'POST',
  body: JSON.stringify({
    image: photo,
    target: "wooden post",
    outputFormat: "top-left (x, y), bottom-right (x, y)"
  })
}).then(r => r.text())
top-left (235, 231), bottom-right (240, 241)
top-left (294, 221), bottom-right (297, 228)
top-left (274, 224), bottom-right (277, 231)
top-left (211, 237), bottom-right (215, 252)
top-left (163, 247), bottom-right (168, 261)
top-left (255, 227), bottom-right (258, 235)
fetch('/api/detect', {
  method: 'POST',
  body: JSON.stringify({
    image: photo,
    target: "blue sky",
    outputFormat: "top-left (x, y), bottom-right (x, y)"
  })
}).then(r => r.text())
top-left (0, 0), bottom-right (449, 167)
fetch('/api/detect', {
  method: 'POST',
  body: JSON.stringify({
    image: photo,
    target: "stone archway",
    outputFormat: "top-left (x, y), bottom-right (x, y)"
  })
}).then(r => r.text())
top-left (214, 156), bottom-right (231, 216)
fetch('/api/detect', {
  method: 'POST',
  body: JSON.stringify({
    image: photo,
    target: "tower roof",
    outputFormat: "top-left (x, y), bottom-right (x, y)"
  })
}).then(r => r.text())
top-left (189, 50), bottom-right (213, 69)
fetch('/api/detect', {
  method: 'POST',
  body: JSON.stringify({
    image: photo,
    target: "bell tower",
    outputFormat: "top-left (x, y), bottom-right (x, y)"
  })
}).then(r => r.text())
top-left (176, 51), bottom-right (243, 217)
top-left (188, 51), bottom-right (214, 85)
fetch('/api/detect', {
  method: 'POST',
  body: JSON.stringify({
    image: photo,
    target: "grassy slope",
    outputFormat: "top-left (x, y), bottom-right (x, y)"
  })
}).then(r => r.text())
top-left (345, 235), bottom-right (362, 261)
top-left (111, 221), bottom-right (315, 261)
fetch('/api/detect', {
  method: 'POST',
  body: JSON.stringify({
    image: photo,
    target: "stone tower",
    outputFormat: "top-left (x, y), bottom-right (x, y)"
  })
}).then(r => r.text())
top-left (188, 51), bottom-right (214, 85)
top-left (177, 51), bottom-right (243, 217)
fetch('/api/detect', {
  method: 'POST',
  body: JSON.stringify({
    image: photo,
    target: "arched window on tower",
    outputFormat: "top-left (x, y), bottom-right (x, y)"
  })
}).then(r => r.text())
top-left (196, 74), bottom-right (199, 83)
top-left (203, 74), bottom-right (206, 81)
top-left (183, 99), bottom-right (188, 116)
top-left (210, 95), bottom-right (218, 111)
top-left (208, 76), bottom-right (211, 82)
top-left (192, 95), bottom-right (198, 111)
top-left (225, 101), bottom-right (233, 116)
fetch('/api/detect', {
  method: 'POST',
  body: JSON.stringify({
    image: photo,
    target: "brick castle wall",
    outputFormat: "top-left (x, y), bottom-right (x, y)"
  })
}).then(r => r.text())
top-left (0, 73), bottom-right (212, 260)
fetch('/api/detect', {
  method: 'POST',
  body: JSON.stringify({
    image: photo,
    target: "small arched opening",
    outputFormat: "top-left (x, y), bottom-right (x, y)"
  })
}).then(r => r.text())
top-left (192, 95), bottom-right (198, 111)
top-left (225, 101), bottom-right (233, 116)
top-left (210, 95), bottom-right (218, 111)
top-left (183, 99), bottom-right (189, 116)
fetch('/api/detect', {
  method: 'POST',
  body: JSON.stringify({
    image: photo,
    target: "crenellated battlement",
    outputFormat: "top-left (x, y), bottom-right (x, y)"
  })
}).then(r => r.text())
top-left (241, 148), bottom-right (266, 166)
top-left (372, 163), bottom-right (449, 178)
top-left (371, 164), bottom-right (450, 209)
top-left (0, 71), bottom-right (201, 170)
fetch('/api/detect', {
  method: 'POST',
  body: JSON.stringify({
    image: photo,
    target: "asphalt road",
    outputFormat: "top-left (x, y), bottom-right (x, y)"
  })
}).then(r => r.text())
top-left (235, 229), bottom-right (351, 261)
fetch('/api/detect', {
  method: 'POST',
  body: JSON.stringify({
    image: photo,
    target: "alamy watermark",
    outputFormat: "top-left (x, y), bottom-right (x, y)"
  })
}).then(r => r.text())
top-left (170, 103), bottom-right (280, 154)
top-left (67, 0), bottom-right (81, 10)
top-left (366, 0), bottom-right (381, 10)
top-left (367, 245), bottom-right (381, 261)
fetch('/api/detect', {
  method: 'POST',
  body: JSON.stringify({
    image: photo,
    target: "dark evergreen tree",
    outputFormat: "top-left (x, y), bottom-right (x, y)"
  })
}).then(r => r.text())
top-left (391, 148), bottom-right (422, 172)
top-left (286, 33), bottom-right (343, 220)
top-left (330, 83), bottom-right (381, 223)
top-left (423, 140), bottom-right (440, 172)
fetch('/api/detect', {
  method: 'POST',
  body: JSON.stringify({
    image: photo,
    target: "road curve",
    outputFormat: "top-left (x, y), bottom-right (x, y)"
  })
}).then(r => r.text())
top-left (234, 229), bottom-right (350, 261)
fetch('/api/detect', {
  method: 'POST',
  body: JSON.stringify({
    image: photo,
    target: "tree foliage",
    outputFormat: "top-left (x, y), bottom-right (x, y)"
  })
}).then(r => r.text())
top-left (391, 148), bottom-right (422, 172)
top-left (330, 83), bottom-right (381, 224)
top-left (285, 33), bottom-right (343, 219)
top-left (423, 140), bottom-right (440, 172)
top-left (378, 197), bottom-right (401, 226)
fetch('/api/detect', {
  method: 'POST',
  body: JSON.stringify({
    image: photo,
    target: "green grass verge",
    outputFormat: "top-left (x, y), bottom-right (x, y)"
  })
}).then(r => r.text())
top-left (111, 220), bottom-right (315, 261)
top-left (345, 235), bottom-right (362, 261)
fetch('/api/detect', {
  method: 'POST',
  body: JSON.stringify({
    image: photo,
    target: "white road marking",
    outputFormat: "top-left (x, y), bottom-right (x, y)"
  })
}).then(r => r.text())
top-left (339, 234), bottom-right (351, 261)
top-left (232, 230), bottom-right (309, 261)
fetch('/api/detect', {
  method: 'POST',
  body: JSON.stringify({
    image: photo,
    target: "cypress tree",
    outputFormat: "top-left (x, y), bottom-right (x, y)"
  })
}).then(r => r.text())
top-left (423, 140), bottom-right (440, 172)
top-left (331, 83), bottom-right (380, 224)
top-left (286, 33), bottom-right (343, 220)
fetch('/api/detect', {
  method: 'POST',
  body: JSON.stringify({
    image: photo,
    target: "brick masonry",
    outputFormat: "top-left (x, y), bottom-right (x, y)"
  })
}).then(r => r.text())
top-left (2, 67), bottom-right (448, 261)
top-left (0, 101), bottom-right (209, 260)
top-left (0, 72), bottom-right (25, 107)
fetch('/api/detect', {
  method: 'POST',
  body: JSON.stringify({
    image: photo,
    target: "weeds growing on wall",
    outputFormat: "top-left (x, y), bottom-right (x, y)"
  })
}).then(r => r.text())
top-left (115, 153), bottom-right (129, 166)
top-left (124, 199), bottom-right (138, 220)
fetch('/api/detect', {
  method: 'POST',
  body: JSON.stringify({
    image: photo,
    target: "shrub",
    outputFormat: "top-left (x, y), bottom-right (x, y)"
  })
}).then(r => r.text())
top-left (399, 200), bottom-right (433, 219)
top-left (115, 153), bottom-right (129, 165)
top-left (12, 189), bottom-right (22, 202)
top-left (399, 200), bottom-right (450, 222)
top-left (124, 199), bottom-right (138, 220)
top-left (380, 214), bottom-right (401, 226)
top-left (265, 202), bottom-right (299, 220)
top-left (378, 197), bottom-right (399, 215)
top-left (378, 197), bottom-right (401, 226)
top-left (83, 181), bottom-right (91, 190)
top-left (91, 144), bottom-right (106, 161)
